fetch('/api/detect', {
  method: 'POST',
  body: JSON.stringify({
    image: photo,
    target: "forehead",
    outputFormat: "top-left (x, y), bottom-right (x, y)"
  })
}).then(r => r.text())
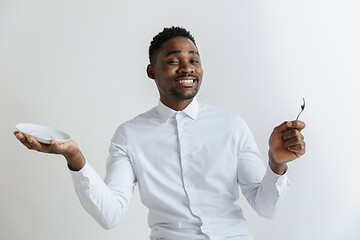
top-left (157, 37), bottom-right (199, 57)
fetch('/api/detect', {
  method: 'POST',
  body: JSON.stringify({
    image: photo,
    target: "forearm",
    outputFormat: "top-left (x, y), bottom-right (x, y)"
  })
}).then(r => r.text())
top-left (245, 166), bottom-right (289, 219)
top-left (64, 149), bottom-right (86, 171)
top-left (70, 161), bottom-right (131, 229)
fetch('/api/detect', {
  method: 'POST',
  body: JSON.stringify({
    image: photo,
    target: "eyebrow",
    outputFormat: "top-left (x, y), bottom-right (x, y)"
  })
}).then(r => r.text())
top-left (165, 50), bottom-right (200, 57)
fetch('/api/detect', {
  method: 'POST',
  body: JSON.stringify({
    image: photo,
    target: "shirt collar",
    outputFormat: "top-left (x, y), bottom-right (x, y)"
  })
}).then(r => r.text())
top-left (157, 98), bottom-right (199, 123)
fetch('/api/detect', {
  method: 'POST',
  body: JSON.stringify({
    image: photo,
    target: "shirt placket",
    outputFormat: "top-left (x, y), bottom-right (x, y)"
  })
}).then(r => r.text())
top-left (175, 112), bottom-right (210, 238)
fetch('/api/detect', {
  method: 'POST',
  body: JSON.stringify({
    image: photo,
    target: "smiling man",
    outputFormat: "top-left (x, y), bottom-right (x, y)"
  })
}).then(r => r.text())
top-left (14, 26), bottom-right (306, 240)
top-left (147, 34), bottom-right (203, 110)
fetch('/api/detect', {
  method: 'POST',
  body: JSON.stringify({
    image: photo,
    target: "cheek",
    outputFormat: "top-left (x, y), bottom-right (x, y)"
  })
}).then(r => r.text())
top-left (196, 68), bottom-right (204, 79)
top-left (157, 66), bottom-right (176, 78)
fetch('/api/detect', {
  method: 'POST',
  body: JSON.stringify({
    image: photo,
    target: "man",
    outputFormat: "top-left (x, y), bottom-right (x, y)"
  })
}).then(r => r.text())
top-left (14, 26), bottom-right (306, 240)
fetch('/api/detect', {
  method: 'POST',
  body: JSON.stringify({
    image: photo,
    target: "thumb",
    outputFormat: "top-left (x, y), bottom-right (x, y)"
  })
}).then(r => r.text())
top-left (50, 139), bottom-right (63, 153)
top-left (273, 121), bottom-right (293, 133)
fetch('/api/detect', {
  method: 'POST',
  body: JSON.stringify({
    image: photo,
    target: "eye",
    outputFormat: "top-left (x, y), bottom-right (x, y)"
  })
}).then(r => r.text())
top-left (168, 60), bottom-right (179, 65)
top-left (190, 59), bottom-right (200, 64)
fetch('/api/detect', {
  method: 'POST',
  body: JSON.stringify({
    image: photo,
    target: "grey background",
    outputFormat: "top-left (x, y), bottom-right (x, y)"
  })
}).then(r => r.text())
top-left (1, 0), bottom-right (359, 239)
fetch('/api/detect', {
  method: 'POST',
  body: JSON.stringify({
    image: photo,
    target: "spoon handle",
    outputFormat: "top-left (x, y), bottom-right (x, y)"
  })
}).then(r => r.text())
top-left (295, 98), bottom-right (305, 120)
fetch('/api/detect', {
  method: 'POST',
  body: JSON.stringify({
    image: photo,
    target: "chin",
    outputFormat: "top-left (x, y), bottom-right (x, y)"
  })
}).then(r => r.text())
top-left (173, 92), bottom-right (198, 100)
top-left (171, 88), bottom-right (199, 100)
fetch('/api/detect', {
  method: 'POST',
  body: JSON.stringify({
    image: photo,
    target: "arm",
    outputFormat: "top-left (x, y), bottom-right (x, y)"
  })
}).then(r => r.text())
top-left (70, 142), bottom-right (136, 229)
top-left (14, 128), bottom-right (136, 229)
top-left (237, 120), bottom-right (306, 219)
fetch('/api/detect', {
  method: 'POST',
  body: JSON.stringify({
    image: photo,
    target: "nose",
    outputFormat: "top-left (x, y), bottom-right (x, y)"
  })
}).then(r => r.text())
top-left (178, 61), bottom-right (193, 73)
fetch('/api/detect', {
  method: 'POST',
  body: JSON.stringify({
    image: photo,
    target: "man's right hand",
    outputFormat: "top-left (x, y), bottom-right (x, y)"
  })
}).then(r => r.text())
top-left (14, 131), bottom-right (85, 171)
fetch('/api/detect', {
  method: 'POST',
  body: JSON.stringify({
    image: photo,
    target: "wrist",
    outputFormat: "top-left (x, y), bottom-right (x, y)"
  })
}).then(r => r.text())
top-left (64, 150), bottom-right (85, 171)
top-left (268, 150), bottom-right (287, 175)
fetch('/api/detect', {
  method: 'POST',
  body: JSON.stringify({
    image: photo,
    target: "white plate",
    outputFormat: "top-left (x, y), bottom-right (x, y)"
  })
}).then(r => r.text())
top-left (16, 123), bottom-right (71, 144)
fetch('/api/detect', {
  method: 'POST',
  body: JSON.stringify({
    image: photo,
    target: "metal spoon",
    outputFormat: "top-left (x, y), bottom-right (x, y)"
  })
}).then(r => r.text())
top-left (296, 97), bottom-right (305, 120)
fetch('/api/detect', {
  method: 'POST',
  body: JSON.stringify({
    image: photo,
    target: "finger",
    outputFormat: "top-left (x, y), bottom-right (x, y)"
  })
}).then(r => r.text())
top-left (290, 120), bottom-right (306, 131)
top-left (14, 131), bottom-right (23, 140)
top-left (288, 141), bottom-right (306, 154)
top-left (273, 121), bottom-right (306, 134)
top-left (284, 136), bottom-right (304, 148)
top-left (14, 131), bottom-right (23, 139)
top-left (273, 121), bottom-right (294, 133)
top-left (283, 129), bottom-right (304, 141)
top-left (14, 132), bottom-right (34, 150)
top-left (28, 136), bottom-right (52, 153)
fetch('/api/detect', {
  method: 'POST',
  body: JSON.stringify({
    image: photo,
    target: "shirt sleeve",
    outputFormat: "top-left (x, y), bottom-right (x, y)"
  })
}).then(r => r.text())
top-left (69, 125), bottom-right (137, 229)
top-left (236, 118), bottom-right (289, 219)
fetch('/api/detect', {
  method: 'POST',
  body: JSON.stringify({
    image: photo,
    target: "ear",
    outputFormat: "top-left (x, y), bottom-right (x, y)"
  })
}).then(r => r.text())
top-left (146, 64), bottom-right (155, 79)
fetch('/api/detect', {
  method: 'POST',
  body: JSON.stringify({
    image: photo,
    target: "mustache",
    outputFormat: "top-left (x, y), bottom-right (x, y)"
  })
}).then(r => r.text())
top-left (175, 73), bottom-right (198, 79)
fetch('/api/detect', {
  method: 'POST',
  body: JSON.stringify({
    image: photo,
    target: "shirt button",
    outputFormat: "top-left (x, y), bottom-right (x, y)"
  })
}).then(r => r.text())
top-left (193, 209), bottom-right (199, 214)
top-left (183, 156), bottom-right (187, 160)
top-left (186, 183), bottom-right (193, 188)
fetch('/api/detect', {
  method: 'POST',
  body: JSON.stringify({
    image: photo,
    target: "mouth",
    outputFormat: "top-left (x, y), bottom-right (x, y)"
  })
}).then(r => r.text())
top-left (174, 76), bottom-right (198, 87)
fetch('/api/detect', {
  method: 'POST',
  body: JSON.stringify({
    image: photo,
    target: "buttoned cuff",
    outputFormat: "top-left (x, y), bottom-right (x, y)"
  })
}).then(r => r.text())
top-left (262, 165), bottom-right (289, 193)
top-left (69, 160), bottom-right (101, 190)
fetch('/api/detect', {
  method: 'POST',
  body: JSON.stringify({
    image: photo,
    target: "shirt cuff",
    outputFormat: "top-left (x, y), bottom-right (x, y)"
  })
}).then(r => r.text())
top-left (69, 160), bottom-right (101, 190)
top-left (263, 165), bottom-right (289, 193)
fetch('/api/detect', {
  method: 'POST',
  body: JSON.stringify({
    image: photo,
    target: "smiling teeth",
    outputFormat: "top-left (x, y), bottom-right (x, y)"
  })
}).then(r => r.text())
top-left (179, 80), bottom-right (193, 83)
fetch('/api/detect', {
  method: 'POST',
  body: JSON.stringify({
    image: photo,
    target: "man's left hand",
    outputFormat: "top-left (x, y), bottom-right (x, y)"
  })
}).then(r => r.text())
top-left (268, 120), bottom-right (306, 174)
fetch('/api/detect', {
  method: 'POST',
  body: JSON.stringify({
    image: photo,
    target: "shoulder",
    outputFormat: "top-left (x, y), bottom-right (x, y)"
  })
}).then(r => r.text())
top-left (198, 102), bottom-right (251, 138)
top-left (112, 106), bottom-right (159, 141)
top-left (124, 106), bottom-right (159, 126)
top-left (199, 102), bottom-right (246, 124)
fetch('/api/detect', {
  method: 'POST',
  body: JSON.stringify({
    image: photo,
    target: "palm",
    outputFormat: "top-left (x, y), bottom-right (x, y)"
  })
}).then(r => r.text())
top-left (51, 140), bottom-right (79, 156)
top-left (14, 131), bottom-right (79, 157)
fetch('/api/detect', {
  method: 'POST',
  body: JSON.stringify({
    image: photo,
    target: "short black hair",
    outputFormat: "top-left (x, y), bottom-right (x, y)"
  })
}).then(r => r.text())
top-left (149, 26), bottom-right (196, 64)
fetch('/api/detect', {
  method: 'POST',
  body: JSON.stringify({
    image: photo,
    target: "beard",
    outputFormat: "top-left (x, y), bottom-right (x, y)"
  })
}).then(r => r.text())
top-left (170, 85), bottom-right (199, 100)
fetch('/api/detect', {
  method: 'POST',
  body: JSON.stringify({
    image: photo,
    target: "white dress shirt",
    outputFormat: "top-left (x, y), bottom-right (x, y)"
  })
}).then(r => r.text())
top-left (70, 98), bottom-right (288, 240)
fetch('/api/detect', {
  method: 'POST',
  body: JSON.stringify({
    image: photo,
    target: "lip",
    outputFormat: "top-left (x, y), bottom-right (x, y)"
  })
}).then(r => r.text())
top-left (174, 73), bottom-right (197, 80)
top-left (174, 75), bottom-right (198, 82)
top-left (174, 77), bottom-right (197, 87)
top-left (175, 78), bottom-right (196, 82)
